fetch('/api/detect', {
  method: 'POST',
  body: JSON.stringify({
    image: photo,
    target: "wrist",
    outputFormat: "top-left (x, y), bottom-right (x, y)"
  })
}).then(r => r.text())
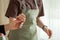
top-left (4, 24), bottom-right (10, 31)
top-left (42, 25), bottom-right (47, 31)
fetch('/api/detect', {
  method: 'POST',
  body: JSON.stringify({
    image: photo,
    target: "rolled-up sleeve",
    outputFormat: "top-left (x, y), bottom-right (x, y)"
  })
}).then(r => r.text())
top-left (37, 0), bottom-right (44, 17)
top-left (5, 0), bottom-right (21, 18)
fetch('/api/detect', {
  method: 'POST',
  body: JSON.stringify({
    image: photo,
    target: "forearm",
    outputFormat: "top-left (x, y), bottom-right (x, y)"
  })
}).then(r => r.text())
top-left (36, 17), bottom-right (48, 31)
top-left (4, 24), bottom-right (10, 31)
top-left (36, 17), bottom-right (52, 38)
top-left (36, 17), bottom-right (45, 28)
top-left (4, 17), bottom-right (16, 31)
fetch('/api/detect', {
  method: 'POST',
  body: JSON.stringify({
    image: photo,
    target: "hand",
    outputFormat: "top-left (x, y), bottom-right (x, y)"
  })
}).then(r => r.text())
top-left (16, 13), bottom-right (26, 23)
top-left (43, 27), bottom-right (52, 39)
top-left (16, 13), bottom-right (26, 28)
top-left (9, 13), bottom-right (26, 30)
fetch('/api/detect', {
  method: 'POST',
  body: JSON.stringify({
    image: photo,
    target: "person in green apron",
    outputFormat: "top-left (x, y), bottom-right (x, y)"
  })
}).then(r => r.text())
top-left (5, 0), bottom-right (52, 40)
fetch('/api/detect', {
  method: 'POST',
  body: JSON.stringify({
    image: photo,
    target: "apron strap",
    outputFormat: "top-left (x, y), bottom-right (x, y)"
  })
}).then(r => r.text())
top-left (34, 0), bottom-right (38, 9)
top-left (22, 0), bottom-right (27, 13)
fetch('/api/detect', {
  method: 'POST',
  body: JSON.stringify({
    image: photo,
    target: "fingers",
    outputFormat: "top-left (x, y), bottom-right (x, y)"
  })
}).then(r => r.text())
top-left (17, 13), bottom-right (26, 20)
top-left (14, 13), bottom-right (26, 29)
top-left (16, 13), bottom-right (26, 23)
top-left (12, 21), bottom-right (24, 30)
top-left (48, 29), bottom-right (52, 39)
top-left (9, 13), bottom-right (26, 30)
top-left (10, 13), bottom-right (26, 24)
top-left (43, 27), bottom-right (52, 39)
top-left (46, 28), bottom-right (52, 39)
top-left (19, 22), bottom-right (24, 29)
top-left (17, 13), bottom-right (26, 18)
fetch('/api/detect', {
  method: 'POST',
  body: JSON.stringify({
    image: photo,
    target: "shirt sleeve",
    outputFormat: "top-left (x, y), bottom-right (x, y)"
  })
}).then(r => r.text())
top-left (5, 0), bottom-right (22, 18)
top-left (37, 0), bottom-right (44, 17)
top-left (0, 25), bottom-right (5, 35)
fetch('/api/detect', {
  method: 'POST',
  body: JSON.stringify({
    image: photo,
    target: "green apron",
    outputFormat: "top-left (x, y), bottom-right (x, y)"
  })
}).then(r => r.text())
top-left (8, 0), bottom-right (39, 40)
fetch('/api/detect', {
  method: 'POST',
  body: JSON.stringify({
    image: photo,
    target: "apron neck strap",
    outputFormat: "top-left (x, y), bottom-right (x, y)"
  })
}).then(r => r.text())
top-left (34, 0), bottom-right (38, 9)
top-left (22, 0), bottom-right (27, 13)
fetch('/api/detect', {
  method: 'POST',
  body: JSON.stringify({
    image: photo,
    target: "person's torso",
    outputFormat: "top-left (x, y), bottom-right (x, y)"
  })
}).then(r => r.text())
top-left (8, 0), bottom-right (39, 40)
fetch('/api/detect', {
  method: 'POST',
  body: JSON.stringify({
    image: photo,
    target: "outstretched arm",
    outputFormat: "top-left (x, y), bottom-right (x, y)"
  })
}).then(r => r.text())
top-left (36, 17), bottom-right (52, 39)
top-left (0, 13), bottom-right (26, 36)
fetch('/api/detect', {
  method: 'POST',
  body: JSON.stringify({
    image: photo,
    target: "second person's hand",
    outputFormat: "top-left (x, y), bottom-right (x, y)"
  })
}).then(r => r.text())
top-left (14, 13), bottom-right (26, 29)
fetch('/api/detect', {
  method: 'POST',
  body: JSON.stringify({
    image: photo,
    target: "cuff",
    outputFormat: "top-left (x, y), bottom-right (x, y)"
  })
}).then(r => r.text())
top-left (0, 25), bottom-right (6, 35)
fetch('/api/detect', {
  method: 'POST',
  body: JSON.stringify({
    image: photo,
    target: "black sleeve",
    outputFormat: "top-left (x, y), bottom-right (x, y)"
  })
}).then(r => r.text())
top-left (0, 25), bottom-right (6, 35)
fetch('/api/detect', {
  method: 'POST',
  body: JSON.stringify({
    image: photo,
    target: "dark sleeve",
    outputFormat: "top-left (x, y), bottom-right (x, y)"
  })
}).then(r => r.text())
top-left (37, 0), bottom-right (44, 17)
top-left (5, 0), bottom-right (22, 18)
top-left (0, 25), bottom-right (6, 35)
